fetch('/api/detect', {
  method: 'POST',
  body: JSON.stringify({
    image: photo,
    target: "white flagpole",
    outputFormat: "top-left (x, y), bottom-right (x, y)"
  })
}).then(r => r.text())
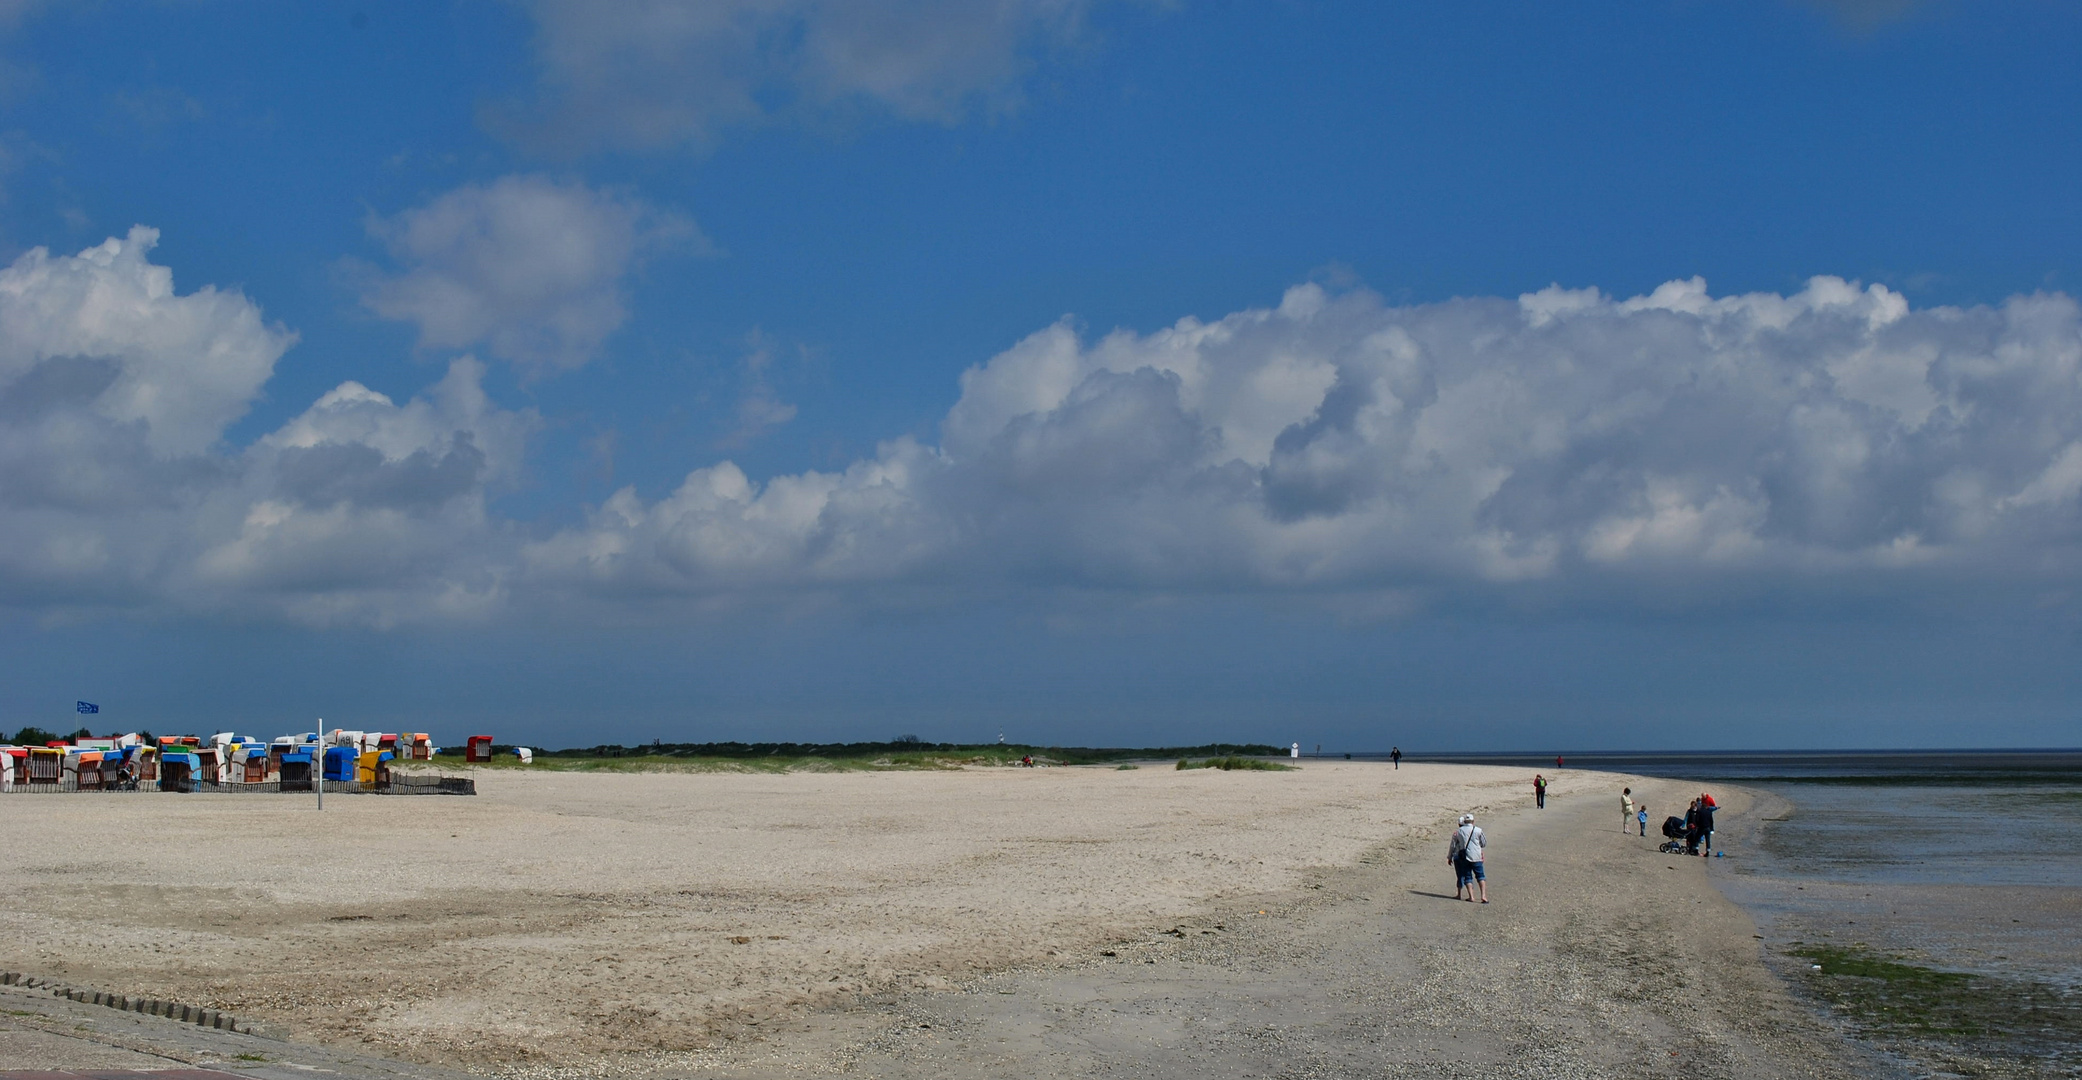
top-left (316, 719), bottom-right (323, 811)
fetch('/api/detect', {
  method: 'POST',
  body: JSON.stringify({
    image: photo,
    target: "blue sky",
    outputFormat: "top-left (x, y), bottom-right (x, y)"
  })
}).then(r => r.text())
top-left (2, 0), bottom-right (2080, 750)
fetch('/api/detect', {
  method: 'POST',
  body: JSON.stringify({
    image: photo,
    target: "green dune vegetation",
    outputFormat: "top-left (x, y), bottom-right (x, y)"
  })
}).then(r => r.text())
top-left (1175, 755), bottom-right (1297, 772)
top-left (415, 740), bottom-right (1285, 773)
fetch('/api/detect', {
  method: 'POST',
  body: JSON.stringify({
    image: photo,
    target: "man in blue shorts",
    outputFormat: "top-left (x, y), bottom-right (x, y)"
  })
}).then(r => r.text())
top-left (1448, 813), bottom-right (1488, 903)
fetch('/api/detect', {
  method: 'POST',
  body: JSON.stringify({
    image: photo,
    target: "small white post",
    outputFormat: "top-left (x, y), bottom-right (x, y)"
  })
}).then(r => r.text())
top-left (315, 719), bottom-right (323, 811)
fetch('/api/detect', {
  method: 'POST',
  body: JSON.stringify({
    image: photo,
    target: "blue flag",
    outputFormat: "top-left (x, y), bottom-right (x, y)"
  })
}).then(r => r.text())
top-left (76, 701), bottom-right (98, 714)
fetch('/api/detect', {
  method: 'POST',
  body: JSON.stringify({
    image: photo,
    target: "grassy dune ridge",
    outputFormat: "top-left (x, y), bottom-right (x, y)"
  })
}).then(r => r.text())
top-left (405, 741), bottom-right (1286, 773)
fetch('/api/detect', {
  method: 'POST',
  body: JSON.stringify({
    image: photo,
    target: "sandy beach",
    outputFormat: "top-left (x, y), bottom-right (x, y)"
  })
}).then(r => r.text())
top-left (0, 763), bottom-right (1874, 1078)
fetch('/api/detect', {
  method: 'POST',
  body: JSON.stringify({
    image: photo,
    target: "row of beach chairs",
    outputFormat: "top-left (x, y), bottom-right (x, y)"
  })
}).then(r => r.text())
top-left (2, 729), bottom-right (438, 791)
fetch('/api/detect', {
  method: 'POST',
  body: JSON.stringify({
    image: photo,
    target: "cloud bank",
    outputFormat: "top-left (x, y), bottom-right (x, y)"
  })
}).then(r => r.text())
top-left (527, 277), bottom-right (2082, 609)
top-left (11, 228), bottom-right (2082, 626)
top-left (504, 0), bottom-right (1103, 153)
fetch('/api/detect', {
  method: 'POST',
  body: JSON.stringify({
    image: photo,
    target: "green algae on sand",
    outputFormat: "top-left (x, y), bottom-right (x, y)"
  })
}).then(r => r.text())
top-left (1787, 943), bottom-right (2082, 1076)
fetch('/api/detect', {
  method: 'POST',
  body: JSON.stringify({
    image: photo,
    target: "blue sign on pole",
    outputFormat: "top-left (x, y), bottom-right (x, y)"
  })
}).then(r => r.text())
top-left (76, 701), bottom-right (99, 714)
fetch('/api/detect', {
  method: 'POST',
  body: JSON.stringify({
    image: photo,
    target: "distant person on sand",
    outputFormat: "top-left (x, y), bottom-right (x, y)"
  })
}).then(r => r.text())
top-left (1533, 773), bottom-right (1547, 809)
top-left (1556, 755), bottom-right (1564, 769)
top-left (1637, 803), bottom-right (1648, 838)
top-left (1696, 792), bottom-right (1717, 855)
top-left (1684, 798), bottom-right (1703, 855)
top-left (1448, 814), bottom-right (1488, 903)
top-left (1390, 747), bottom-right (1401, 769)
top-left (1621, 787), bottom-right (1634, 832)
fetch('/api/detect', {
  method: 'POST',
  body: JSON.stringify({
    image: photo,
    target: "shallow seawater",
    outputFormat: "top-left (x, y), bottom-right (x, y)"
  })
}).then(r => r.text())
top-left (1739, 780), bottom-right (2082, 888)
top-left (1651, 753), bottom-right (2082, 1076)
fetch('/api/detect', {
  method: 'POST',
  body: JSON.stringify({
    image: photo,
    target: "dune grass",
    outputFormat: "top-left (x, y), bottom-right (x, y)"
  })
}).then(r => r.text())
top-left (1176, 756), bottom-right (1296, 772)
top-left (408, 741), bottom-right (1282, 774)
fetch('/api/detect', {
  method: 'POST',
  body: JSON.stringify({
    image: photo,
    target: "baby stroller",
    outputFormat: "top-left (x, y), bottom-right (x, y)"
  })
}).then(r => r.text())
top-left (1659, 815), bottom-right (1691, 854)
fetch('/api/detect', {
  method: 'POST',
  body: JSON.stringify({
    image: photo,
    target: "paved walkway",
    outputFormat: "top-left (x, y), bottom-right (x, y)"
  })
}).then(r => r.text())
top-left (0, 1072), bottom-right (246, 1079)
top-left (0, 989), bottom-right (473, 1080)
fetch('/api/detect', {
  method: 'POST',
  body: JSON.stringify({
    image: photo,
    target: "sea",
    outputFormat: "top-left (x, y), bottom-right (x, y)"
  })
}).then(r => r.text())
top-left (1405, 749), bottom-right (2082, 1077)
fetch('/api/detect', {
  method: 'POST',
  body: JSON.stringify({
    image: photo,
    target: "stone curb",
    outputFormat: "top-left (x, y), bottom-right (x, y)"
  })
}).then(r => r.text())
top-left (0, 971), bottom-right (288, 1040)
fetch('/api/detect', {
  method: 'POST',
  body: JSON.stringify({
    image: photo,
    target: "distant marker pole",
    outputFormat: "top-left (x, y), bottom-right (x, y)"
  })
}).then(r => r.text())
top-left (315, 719), bottom-right (323, 811)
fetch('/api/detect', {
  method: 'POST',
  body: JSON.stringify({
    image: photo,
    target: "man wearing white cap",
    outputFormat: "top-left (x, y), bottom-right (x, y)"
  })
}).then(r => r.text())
top-left (1448, 813), bottom-right (1488, 903)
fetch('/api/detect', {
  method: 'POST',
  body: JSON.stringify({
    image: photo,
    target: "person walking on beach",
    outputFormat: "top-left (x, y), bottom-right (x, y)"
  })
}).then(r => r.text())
top-left (1533, 773), bottom-right (1548, 809)
top-left (1448, 814), bottom-right (1488, 903)
top-left (1683, 798), bottom-right (1703, 855)
top-left (1637, 803), bottom-right (1649, 838)
top-left (1390, 747), bottom-right (1401, 770)
top-left (1696, 792), bottom-right (1717, 856)
top-left (1621, 787), bottom-right (1634, 833)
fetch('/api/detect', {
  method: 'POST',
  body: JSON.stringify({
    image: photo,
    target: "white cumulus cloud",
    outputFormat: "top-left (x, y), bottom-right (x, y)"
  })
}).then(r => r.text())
top-left (0, 229), bottom-right (533, 625)
top-left (0, 226), bottom-right (293, 455)
top-left (13, 230), bottom-right (2082, 627)
top-left (525, 277), bottom-right (2082, 608)
top-left (357, 176), bottom-right (698, 372)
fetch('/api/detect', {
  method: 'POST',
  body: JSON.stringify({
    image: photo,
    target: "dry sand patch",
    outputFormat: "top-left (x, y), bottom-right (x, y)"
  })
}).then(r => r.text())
top-left (0, 761), bottom-right (1533, 1070)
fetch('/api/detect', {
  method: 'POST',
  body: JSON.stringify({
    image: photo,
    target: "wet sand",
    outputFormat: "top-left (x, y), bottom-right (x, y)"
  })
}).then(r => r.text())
top-left (0, 764), bottom-right (1873, 1078)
